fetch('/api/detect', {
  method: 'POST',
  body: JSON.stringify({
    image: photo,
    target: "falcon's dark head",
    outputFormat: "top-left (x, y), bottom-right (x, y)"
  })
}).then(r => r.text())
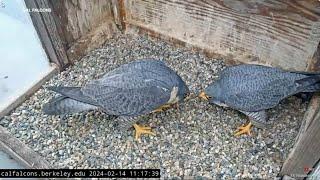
top-left (199, 82), bottom-right (221, 103)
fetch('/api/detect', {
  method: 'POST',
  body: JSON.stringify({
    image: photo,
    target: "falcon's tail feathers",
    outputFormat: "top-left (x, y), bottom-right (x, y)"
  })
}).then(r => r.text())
top-left (295, 75), bottom-right (320, 92)
top-left (302, 83), bottom-right (320, 92)
top-left (47, 86), bottom-right (96, 105)
top-left (43, 96), bottom-right (98, 115)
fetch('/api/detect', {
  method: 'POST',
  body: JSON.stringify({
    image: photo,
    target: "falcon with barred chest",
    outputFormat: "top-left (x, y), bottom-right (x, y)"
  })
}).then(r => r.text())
top-left (43, 59), bottom-right (189, 140)
top-left (199, 64), bottom-right (320, 136)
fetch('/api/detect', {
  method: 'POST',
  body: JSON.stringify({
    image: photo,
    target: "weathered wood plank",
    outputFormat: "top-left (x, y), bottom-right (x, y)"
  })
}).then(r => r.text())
top-left (280, 94), bottom-right (320, 177)
top-left (24, 0), bottom-right (68, 69)
top-left (307, 42), bottom-right (320, 71)
top-left (50, 0), bottom-right (119, 62)
top-left (124, 0), bottom-right (320, 71)
top-left (50, 0), bottom-right (113, 46)
top-left (66, 19), bottom-right (119, 62)
top-left (118, 0), bottom-right (127, 31)
top-left (0, 123), bottom-right (51, 169)
top-left (111, 0), bottom-right (121, 30)
top-left (37, 0), bottom-right (69, 67)
top-left (111, 0), bottom-right (126, 31)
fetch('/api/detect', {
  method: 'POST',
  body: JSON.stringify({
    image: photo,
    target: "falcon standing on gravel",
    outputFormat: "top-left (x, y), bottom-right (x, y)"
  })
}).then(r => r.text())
top-left (43, 59), bottom-right (189, 140)
top-left (199, 64), bottom-right (320, 136)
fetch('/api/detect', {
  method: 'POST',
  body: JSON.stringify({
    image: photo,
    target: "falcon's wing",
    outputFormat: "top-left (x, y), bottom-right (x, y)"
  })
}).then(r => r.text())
top-left (217, 64), bottom-right (320, 112)
top-left (83, 84), bottom-right (170, 116)
top-left (217, 65), bottom-right (292, 111)
top-left (225, 78), bottom-right (292, 111)
top-left (81, 61), bottom-right (177, 116)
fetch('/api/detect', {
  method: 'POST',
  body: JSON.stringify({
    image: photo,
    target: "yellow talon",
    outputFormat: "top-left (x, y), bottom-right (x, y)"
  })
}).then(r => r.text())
top-left (172, 103), bottom-right (179, 109)
top-left (133, 123), bottom-right (156, 140)
top-left (152, 108), bottom-right (164, 113)
top-left (234, 122), bottom-right (252, 136)
top-left (162, 104), bottom-right (172, 108)
top-left (152, 104), bottom-right (172, 113)
top-left (199, 91), bottom-right (209, 101)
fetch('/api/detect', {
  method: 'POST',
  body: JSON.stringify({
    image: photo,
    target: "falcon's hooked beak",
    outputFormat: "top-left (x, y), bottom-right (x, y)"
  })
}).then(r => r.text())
top-left (199, 91), bottom-right (210, 101)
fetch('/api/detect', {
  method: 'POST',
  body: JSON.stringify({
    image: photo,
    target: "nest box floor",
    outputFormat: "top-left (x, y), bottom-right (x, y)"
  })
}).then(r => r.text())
top-left (1, 34), bottom-right (307, 179)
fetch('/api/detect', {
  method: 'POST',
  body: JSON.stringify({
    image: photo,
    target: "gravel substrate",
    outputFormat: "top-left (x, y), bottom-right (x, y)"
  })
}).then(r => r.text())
top-left (1, 33), bottom-right (307, 179)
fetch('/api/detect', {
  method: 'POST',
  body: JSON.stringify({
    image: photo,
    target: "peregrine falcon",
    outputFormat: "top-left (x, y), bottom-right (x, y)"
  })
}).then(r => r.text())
top-left (199, 64), bottom-right (320, 136)
top-left (43, 59), bottom-right (189, 140)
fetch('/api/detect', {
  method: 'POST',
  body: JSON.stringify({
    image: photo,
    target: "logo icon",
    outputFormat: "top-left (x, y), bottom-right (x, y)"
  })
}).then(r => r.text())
top-left (303, 166), bottom-right (313, 173)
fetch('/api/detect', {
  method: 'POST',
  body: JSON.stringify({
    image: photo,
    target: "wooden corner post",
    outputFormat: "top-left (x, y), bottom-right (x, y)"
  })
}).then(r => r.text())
top-left (280, 43), bottom-right (320, 177)
top-left (24, 0), bottom-right (69, 70)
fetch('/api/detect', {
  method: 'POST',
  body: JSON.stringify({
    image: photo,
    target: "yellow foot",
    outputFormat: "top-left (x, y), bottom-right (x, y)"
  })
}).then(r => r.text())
top-left (133, 123), bottom-right (156, 140)
top-left (152, 108), bottom-right (164, 113)
top-left (152, 104), bottom-right (172, 113)
top-left (172, 103), bottom-right (179, 109)
top-left (234, 122), bottom-right (252, 136)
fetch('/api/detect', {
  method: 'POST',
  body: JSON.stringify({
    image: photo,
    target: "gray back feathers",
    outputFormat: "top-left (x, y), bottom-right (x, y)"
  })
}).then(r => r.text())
top-left (205, 64), bottom-right (320, 112)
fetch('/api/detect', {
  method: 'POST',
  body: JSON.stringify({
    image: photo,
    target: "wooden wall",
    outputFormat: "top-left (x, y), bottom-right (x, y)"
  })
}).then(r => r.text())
top-left (122, 0), bottom-right (320, 71)
top-left (31, 0), bottom-right (320, 70)
top-left (27, 0), bottom-right (120, 67)
top-left (50, 0), bottom-right (113, 46)
top-left (49, 0), bottom-right (120, 63)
